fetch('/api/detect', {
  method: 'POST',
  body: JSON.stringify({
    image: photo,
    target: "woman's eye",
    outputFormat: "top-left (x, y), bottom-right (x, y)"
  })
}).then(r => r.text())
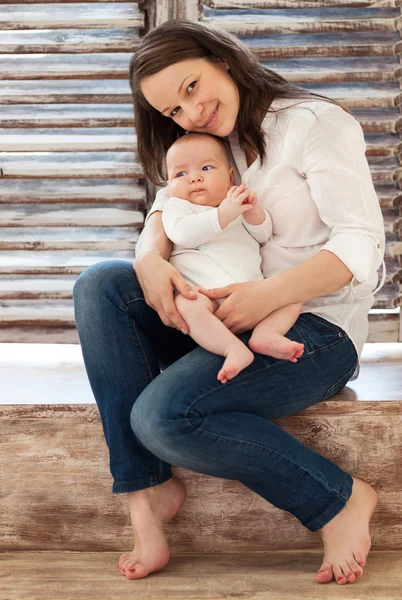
top-left (170, 82), bottom-right (196, 117)
top-left (202, 165), bottom-right (213, 171)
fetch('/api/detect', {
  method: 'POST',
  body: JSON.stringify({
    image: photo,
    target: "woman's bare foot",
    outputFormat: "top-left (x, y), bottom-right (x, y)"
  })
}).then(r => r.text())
top-left (316, 478), bottom-right (378, 585)
top-left (217, 341), bottom-right (254, 384)
top-left (117, 476), bottom-right (187, 580)
top-left (249, 331), bottom-right (304, 363)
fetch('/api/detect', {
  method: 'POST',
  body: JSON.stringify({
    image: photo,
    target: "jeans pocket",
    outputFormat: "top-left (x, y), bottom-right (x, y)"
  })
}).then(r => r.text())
top-left (321, 359), bottom-right (358, 401)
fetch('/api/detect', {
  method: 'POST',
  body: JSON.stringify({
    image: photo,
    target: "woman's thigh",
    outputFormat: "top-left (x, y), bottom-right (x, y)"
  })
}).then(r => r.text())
top-left (132, 312), bottom-right (358, 429)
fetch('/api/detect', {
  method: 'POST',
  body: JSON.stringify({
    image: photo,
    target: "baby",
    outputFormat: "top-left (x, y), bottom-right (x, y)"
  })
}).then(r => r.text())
top-left (163, 132), bottom-right (304, 383)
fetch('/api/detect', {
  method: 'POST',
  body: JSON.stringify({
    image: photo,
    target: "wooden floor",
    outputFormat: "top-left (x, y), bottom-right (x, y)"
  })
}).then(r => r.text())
top-left (2, 551), bottom-right (402, 600)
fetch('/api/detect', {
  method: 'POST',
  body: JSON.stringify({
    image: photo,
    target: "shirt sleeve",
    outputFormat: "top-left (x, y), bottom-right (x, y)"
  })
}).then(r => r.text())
top-left (242, 208), bottom-right (272, 244)
top-left (301, 104), bottom-right (386, 298)
top-left (162, 197), bottom-right (223, 248)
top-left (135, 186), bottom-right (170, 258)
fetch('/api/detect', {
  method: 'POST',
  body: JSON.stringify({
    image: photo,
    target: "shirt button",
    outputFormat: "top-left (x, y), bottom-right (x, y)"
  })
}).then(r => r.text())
top-left (377, 243), bottom-right (380, 249)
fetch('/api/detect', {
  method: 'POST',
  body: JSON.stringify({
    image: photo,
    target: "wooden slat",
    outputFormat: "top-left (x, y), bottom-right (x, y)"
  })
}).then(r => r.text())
top-left (0, 53), bottom-right (131, 80)
top-left (0, 300), bottom-right (75, 323)
top-left (364, 133), bottom-right (401, 156)
top-left (0, 104), bottom-right (134, 128)
top-left (0, 3), bottom-right (144, 30)
top-left (264, 56), bottom-right (399, 84)
top-left (353, 109), bottom-right (402, 134)
top-left (1, 54), bottom-right (399, 83)
top-left (367, 157), bottom-right (402, 183)
top-left (0, 275), bottom-right (76, 300)
top-left (0, 204), bottom-right (143, 227)
top-left (0, 80), bottom-right (131, 104)
top-left (0, 128), bottom-right (136, 151)
top-left (203, 12), bottom-right (398, 36)
top-left (247, 32), bottom-right (401, 59)
top-left (0, 152), bottom-right (142, 178)
top-left (373, 282), bottom-right (402, 308)
top-left (376, 185), bottom-right (402, 208)
top-left (205, 1), bottom-right (400, 7)
top-left (0, 325), bottom-right (79, 342)
top-left (0, 308), bottom-right (395, 343)
top-left (0, 227), bottom-right (139, 251)
top-left (383, 209), bottom-right (402, 234)
top-left (300, 83), bottom-right (401, 109)
top-left (2, 80), bottom-right (400, 107)
top-left (0, 179), bottom-right (145, 203)
top-left (385, 255), bottom-right (402, 283)
top-left (0, 252), bottom-right (134, 274)
top-left (0, 28), bottom-right (140, 53)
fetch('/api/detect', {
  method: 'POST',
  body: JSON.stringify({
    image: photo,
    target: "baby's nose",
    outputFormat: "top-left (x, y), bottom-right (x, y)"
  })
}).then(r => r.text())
top-left (190, 173), bottom-right (203, 182)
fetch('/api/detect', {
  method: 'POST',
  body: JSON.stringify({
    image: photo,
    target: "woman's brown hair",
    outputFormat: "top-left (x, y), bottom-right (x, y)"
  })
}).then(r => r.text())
top-left (130, 19), bottom-right (351, 186)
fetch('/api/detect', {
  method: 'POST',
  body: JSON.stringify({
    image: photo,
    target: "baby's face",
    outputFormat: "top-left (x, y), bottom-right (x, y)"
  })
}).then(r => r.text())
top-left (166, 136), bottom-right (233, 207)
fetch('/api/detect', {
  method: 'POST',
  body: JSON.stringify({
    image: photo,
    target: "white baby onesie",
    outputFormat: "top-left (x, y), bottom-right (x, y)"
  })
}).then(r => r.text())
top-left (162, 196), bottom-right (272, 290)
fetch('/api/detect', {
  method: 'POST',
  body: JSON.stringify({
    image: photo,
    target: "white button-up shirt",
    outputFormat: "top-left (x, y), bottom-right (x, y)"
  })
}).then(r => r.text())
top-left (136, 97), bottom-right (386, 379)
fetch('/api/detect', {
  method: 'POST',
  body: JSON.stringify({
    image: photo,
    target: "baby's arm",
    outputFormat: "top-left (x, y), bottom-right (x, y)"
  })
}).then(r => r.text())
top-left (162, 197), bottom-right (223, 248)
top-left (231, 185), bottom-right (272, 244)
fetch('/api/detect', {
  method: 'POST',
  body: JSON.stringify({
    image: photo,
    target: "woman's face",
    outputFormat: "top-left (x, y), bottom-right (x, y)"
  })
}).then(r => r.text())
top-left (140, 57), bottom-right (240, 137)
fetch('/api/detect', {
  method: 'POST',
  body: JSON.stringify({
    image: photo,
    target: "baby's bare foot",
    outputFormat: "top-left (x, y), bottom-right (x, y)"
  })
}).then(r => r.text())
top-left (217, 342), bottom-right (254, 384)
top-left (249, 331), bottom-right (304, 362)
top-left (316, 478), bottom-right (377, 585)
top-left (117, 477), bottom-right (187, 580)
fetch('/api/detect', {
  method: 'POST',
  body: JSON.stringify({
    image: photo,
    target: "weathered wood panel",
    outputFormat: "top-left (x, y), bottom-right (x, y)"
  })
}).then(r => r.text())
top-left (203, 13), bottom-right (398, 36)
top-left (0, 80), bottom-right (131, 104)
top-left (0, 204), bottom-right (143, 227)
top-left (0, 28), bottom-right (140, 53)
top-left (0, 251), bottom-right (134, 274)
top-left (3, 552), bottom-right (402, 600)
top-left (0, 227), bottom-right (139, 251)
top-left (1, 392), bottom-right (402, 552)
top-left (0, 104), bottom-right (134, 127)
top-left (0, 52), bottom-right (131, 79)
top-left (0, 128), bottom-right (136, 151)
top-left (0, 3), bottom-right (144, 30)
top-left (248, 32), bottom-right (400, 59)
top-left (206, 1), bottom-right (399, 7)
top-left (0, 152), bottom-right (142, 178)
top-left (0, 179), bottom-right (144, 203)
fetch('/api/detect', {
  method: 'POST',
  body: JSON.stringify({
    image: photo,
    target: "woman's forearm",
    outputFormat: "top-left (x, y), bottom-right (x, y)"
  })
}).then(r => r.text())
top-left (135, 211), bottom-right (172, 261)
top-left (264, 249), bottom-right (354, 310)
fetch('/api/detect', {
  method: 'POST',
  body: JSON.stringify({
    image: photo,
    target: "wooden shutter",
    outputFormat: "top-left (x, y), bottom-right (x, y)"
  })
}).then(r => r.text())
top-left (201, 0), bottom-right (402, 341)
top-left (0, 0), bottom-right (146, 343)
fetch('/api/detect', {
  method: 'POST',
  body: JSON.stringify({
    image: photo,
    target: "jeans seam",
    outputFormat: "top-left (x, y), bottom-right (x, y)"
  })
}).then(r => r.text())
top-left (183, 412), bottom-right (350, 503)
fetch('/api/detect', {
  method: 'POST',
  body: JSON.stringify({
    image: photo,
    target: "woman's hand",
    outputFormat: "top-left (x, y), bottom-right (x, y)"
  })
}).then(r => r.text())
top-left (133, 250), bottom-right (197, 333)
top-left (200, 280), bottom-right (274, 334)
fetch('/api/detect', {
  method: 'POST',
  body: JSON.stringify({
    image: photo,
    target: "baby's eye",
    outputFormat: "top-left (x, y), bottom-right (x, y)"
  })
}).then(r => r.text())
top-left (202, 165), bottom-right (213, 171)
top-left (175, 171), bottom-right (186, 178)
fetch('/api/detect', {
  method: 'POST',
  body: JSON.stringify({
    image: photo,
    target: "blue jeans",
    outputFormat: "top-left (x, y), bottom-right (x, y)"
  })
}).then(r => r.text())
top-left (73, 259), bottom-right (358, 532)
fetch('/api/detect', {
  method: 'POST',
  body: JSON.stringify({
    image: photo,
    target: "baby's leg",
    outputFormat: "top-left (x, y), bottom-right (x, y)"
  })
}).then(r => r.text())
top-left (249, 303), bottom-right (304, 363)
top-left (175, 292), bottom-right (254, 383)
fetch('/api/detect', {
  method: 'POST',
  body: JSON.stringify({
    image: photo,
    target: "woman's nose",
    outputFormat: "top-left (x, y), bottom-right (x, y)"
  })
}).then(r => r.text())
top-left (186, 102), bottom-right (203, 126)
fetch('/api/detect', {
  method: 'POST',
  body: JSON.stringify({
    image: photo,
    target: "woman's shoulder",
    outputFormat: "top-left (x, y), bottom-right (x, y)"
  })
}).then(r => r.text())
top-left (263, 96), bottom-right (359, 134)
top-left (268, 96), bottom-right (353, 122)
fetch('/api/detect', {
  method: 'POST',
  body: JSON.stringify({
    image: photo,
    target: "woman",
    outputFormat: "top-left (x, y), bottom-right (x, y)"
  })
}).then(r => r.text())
top-left (73, 20), bottom-right (386, 585)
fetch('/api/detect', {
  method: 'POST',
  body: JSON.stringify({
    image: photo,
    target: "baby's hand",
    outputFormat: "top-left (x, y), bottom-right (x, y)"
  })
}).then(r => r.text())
top-left (224, 184), bottom-right (256, 211)
top-left (218, 184), bottom-right (258, 229)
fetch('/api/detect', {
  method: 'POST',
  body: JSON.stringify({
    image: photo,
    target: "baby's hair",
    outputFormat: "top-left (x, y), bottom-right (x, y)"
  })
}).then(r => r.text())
top-left (165, 133), bottom-right (231, 182)
top-left (166, 132), bottom-right (231, 173)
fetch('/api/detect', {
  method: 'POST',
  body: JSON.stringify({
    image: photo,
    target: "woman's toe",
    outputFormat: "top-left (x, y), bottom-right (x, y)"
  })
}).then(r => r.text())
top-left (333, 564), bottom-right (347, 584)
top-left (316, 561), bottom-right (334, 583)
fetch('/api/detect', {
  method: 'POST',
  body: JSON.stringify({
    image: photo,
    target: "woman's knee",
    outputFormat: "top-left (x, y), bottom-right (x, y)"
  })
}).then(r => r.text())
top-left (73, 260), bottom-right (142, 308)
top-left (130, 378), bottom-right (191, 459)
